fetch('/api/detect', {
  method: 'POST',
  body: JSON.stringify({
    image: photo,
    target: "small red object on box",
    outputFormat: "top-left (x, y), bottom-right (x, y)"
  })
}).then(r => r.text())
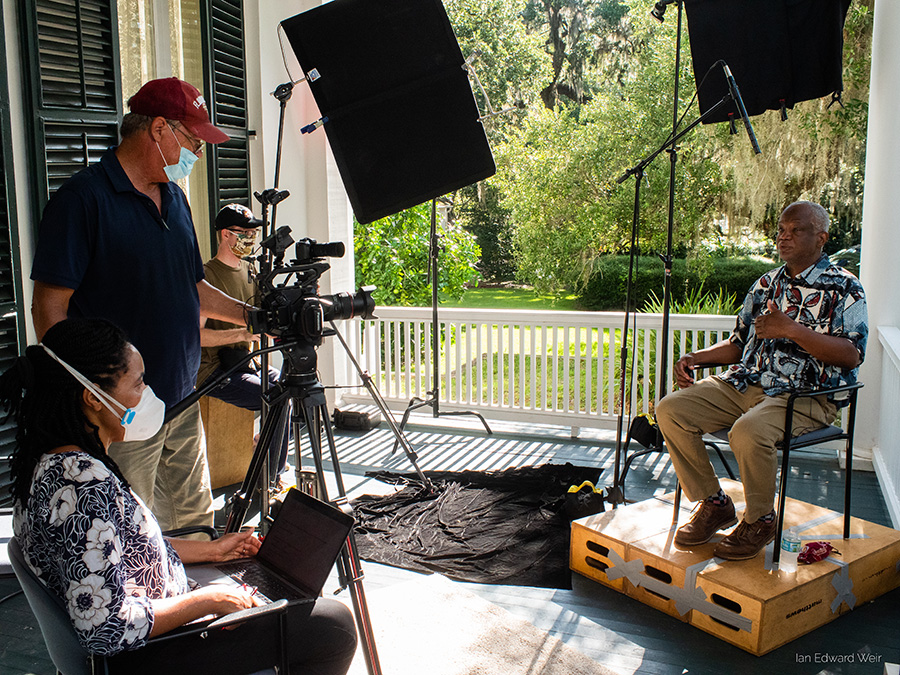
top-left (798, 541), bottom-right (840, 564)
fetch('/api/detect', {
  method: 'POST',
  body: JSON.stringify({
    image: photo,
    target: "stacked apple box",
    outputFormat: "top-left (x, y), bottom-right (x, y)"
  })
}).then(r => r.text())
top-left (570, 479), bottom-right (900, 655)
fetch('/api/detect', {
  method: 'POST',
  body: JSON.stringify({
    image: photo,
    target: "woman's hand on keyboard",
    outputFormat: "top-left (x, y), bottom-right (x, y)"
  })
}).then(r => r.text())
top-left (213, 529), bottom-right (262, 562)
top-left (148, 584), bottom-right (265, 636)
top-left (205, 585), bottom-right (267, 616)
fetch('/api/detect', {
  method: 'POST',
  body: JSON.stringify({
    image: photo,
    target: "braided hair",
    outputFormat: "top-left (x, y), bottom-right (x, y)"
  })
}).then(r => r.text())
top-left (1, 318), bottom-right (133, 505)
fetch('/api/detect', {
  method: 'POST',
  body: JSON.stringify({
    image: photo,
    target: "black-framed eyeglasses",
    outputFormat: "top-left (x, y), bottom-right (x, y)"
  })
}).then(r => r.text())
top-left (168, 123), bottom-right (204, 154)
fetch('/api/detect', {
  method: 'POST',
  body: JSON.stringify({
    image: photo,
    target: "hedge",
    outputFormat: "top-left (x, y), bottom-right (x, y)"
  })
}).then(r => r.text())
top-left (579, 255), bottom-right (776, 311)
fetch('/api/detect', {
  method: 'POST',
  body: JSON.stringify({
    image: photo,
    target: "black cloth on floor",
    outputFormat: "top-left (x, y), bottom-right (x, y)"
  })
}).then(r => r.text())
top-left (350, 463), bottom-right (603, 590)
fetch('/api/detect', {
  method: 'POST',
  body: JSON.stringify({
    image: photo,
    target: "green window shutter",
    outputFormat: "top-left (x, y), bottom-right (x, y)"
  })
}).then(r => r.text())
top-left (0, 18), bottom-right (26, 508)
top-left (202, 0), bottom-right (251, 226)
top-left (8, 0), bottom-right (121, 506)
top-left (21, 0), bottom-right (122, 210)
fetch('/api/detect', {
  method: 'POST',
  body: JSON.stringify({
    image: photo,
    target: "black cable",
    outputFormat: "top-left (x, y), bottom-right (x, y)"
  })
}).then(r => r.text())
top-left (659, 60), bottom-right (723, 149)
top-left (0, 588), bottom-right (23, 605)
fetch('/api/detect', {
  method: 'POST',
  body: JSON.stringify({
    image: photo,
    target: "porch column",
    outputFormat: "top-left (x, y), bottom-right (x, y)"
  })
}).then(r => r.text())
top-left (246, 1), bottom-right (356, 400)
top-left (857, 0), bottom-right (900, 466)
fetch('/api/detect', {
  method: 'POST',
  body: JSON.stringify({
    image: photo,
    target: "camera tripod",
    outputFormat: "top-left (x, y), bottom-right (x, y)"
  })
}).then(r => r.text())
top-left (168, 320), bottom-right (431, 675)
top-left (221, 338), bottom-right (386, 675)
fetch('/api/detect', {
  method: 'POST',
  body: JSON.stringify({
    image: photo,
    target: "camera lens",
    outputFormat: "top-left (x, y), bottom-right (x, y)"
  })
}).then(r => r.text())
top-left (309, 241), bottom-right (345, 259)
top-left (322, 286), bottom-right (376, 321)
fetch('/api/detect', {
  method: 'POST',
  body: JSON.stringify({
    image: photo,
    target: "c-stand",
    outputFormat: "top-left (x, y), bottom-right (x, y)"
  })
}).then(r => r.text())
top-left (393, 198), bottom-right (492, 450)
top-left (605, 3), bottom-right (749, 504)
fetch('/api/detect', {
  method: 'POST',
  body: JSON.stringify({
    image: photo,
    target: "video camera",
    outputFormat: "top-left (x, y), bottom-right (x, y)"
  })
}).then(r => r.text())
top-left (247, 225), bottom-right (376, 345)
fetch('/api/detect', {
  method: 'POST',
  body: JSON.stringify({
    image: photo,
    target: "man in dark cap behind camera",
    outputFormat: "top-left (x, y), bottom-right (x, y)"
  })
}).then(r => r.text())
top-left (198, 204), bottom-right (291, 489)
top-left (31, 78), bottom-right (255, 531)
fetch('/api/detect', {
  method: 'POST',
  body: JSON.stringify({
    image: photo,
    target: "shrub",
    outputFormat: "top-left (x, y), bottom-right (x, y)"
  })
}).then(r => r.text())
top-left (579, 255), bottom-right (775, 310)
top-left (641, 287), bottom-right (741, 316)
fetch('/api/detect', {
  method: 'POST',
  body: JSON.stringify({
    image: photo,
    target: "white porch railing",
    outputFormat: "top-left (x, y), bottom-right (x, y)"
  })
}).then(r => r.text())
top-left (875, 326), bottom-right (900, 527)
top-left (338, 307), bottom-right (735, 431)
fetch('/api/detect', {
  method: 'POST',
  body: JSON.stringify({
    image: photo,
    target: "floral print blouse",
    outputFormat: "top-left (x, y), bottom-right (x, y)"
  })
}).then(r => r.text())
top-left (13, 450), bottom-right (189, 655)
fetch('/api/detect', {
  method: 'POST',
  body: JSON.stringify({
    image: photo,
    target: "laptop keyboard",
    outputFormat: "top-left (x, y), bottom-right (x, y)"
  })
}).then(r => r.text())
top-left (216, 561), bottom-right (304, 603)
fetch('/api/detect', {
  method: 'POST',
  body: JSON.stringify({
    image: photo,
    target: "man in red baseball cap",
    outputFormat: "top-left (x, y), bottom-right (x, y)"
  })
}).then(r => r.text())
top-left (128, 77), bottom-right (230, 144)
top-left (30, 78), bottom-right (250, 532)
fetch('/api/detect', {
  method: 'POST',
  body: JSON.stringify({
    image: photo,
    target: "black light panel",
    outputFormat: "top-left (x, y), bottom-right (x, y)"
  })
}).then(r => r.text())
top-left (281, 0), bottom-right (496, 224)
top-left (684, 0), bottom-right (851, 124)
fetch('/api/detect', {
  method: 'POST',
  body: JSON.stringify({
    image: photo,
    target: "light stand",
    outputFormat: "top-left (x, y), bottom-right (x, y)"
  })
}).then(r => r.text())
top-left (253, 186), bottom-right (291, 519)
top-left (393, 198), bottom-right (492, 450)
top-left (251, 78), bottom-right (299, 519)
top-left (605, 1), bottom-right (738, 503)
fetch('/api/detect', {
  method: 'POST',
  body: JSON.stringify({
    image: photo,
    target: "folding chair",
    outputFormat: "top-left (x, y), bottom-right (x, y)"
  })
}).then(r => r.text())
top-left (673, 381), bottom-right (862, 566)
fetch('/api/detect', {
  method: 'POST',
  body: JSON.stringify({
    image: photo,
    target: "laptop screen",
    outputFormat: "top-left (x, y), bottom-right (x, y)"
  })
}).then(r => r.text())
top-left (258, 489), bottom-right (355, 596)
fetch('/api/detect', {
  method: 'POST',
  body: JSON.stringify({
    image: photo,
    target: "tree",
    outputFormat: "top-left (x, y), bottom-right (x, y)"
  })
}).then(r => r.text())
top-left (445, 0), bottom-right (550, 119)
top-left (354, 203), bottom-right (482, 307)
top-left (454, 182), bottom-right (517, 281)
top-left (712, 2), bottom-right (872, 251)
top-left (495, 4), bottom-right (730, 295)
top-left (522, 0), bottom-right (635, 108)
top-left (443, 0), bottom-right (550, 282)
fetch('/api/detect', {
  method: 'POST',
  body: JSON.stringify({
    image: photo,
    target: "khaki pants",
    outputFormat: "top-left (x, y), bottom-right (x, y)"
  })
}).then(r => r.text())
top-left (107, 402), bottom-right (213, 531)
top-left (655, 377), bottom-right (836, 522)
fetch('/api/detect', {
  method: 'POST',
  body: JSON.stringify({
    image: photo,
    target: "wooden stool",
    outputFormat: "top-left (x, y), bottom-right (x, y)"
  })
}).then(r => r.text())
top-left (199, 396), bottom-right (255, 489)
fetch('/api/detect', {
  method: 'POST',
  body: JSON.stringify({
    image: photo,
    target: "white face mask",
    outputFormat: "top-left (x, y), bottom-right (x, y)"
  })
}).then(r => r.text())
top-left (40, 344), bottom-right (166, 442)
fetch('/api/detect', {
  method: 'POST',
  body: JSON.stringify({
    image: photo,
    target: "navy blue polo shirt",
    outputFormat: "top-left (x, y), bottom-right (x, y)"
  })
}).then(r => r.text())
top-left (31, 148), bottom-right (206, 409)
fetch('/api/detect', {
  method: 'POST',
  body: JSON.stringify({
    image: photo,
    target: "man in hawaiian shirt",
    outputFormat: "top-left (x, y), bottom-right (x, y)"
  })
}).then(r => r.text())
top-left (656, 201), bottom-right (867, 561)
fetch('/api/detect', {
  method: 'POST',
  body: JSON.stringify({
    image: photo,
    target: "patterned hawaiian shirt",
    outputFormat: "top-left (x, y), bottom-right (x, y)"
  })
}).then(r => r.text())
top-left (719, 253), bottom-right (867, 402)
top-left (13, 451), bottom-right (189, 655)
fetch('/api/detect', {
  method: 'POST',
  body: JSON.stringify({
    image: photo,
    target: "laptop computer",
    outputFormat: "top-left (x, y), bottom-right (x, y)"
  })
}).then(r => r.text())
top-left (187, 488), bottom-right (354, 604)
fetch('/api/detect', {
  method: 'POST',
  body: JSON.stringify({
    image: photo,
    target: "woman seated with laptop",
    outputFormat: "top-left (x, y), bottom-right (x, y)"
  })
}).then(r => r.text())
top-left (4, 317), bottom-right (357, 674)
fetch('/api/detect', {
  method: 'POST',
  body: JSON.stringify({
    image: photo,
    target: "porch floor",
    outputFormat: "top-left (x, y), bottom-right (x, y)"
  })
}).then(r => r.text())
top-left (1, 413), bottom-right (897, 674)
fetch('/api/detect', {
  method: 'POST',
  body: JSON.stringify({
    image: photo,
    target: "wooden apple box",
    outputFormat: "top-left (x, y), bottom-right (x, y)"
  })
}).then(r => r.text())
top-left (570, 496), bottom-right (673, 593)
top-left (199, 396), bottom-right (256, 489)
top-left (570, 479), bottom-right (900, 655)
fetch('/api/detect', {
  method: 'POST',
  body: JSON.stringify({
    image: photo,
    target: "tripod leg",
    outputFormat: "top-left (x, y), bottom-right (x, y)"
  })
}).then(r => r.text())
top-left (390, 396), bottom-right (429, 454)
top-left (337, 531), bottom-right (381, 675)
top-left (296, 394), bottom-right (382, 675)
top-left (292, 406), bottom-right (320, 497)
top-left (298, 401), bottom-right (329, 499)
top-left (224, 395), bottom-right (292, 533)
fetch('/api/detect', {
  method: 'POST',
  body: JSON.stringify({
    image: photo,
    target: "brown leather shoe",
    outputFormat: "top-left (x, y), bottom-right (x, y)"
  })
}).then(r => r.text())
top-left (674, 496), bottom-right (737, 547)
top-left (714, 515), bottom-right (778, 561)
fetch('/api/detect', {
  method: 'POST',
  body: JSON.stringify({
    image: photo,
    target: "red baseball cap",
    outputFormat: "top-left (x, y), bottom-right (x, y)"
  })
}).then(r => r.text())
top-left (128, 78), bottom-right (230, 144)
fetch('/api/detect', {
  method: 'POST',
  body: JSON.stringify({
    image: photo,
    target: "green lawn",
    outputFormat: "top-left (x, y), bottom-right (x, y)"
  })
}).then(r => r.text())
top-left (441, 286), bottom-right (581, 311)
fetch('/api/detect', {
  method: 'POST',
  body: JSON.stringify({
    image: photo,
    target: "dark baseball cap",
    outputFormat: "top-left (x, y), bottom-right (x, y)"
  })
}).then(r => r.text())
top-left (215, 203), bottom-right (263, 230)
top-left (128, 78), bottom-right (230, 144)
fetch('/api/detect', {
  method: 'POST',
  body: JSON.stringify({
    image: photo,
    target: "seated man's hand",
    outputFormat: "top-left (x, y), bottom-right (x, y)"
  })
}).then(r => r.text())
top-left (754, 300), bottom-right (798, 340)
top-left (674, 353), bottom-right (696, 389)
